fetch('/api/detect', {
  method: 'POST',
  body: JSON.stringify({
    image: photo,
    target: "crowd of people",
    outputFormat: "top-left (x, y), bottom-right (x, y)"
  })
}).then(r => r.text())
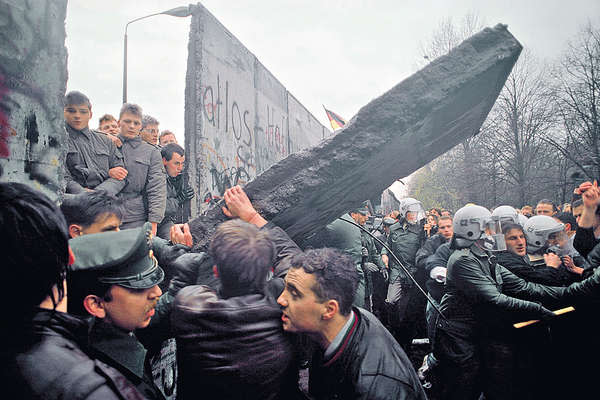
top-left (3, 89), bottom-right (600, 399)
top-left (63, 90), bottom-right (194, 239)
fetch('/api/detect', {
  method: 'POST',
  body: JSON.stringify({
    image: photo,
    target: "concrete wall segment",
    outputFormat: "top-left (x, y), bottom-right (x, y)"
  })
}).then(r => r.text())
top-left (0, 0), bottom-right (68, 201)
top-left (186, 2), bottom-right (330, 215)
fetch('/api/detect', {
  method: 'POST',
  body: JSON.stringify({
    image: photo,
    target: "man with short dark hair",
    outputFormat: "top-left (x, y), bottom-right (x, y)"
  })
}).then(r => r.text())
top-left (63, 90), bottom-right (128, 195)
top-left (571, 198), bottom-right (583, 224)
top-left (157, 143), bottom-right (194, 240)
top-left (535, 199), bottom-right (556, 216)
top-left (117, 103), bottom-right (166, 235)
top-left (277, 248), bottom-right (426, 400)
top-left (0, 182), bottom-right (143, 399)
top-left (171, 185), bottom-right (303, 399)
top-left (60, 190), bottom-right (124, 237)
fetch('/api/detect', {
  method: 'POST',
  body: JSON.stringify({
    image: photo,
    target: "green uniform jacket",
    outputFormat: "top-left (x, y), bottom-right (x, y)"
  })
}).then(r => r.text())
top-left (384, 221), bottom-right (423, 283)
top-left (323, 214), bottom-right (381, 307)
top-left (89, 319), bottom-right (166, 400)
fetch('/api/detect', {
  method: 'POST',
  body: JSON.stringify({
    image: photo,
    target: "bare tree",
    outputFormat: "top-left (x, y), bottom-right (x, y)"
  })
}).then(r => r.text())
top-left (412, 14), bottom-right (490, 204)
top-left (482, 50), bottom-right (557, 206)
top-left (545, 22), bottom-right (600, 181)
top-left (419, 13), bottom-right (486, 63)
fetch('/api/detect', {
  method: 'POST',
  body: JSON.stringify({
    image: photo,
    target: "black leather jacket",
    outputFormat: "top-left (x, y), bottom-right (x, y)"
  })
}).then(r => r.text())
top-left (3, 309), bottom-right (145, 399)
top-left (172, 287), bottom-right (300, 400)
top-left (171, 221), bottom-right (303, 399)
top-left (308, 308), bottom-right (426, 400)
top-left (439, 244), bottom-right (565, 338)
top-left (495, 251), bottom-right (577, 286)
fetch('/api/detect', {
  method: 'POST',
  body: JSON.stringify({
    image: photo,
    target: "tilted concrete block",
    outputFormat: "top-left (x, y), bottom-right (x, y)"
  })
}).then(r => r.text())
top-left (189, 23), bottom-right (522, 250)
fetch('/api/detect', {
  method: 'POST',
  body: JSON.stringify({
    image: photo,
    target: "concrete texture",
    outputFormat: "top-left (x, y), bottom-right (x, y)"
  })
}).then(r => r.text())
top-left (0, 0), bottom-right (68, 201)
top-left (184, 3), bottom-right (330, 216)
top-left (189, 24), bottom-right (522, 251)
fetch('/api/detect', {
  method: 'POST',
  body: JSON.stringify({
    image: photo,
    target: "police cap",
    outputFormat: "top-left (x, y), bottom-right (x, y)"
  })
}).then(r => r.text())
top-left (69, 222), bottom-right (164, 289)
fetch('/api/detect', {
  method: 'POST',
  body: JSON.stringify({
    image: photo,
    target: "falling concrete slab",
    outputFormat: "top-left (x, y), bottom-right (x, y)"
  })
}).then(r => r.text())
top-left (0, 0), bottom-right (69, 201)
top-left (189, 23), bottom-right (522, 250)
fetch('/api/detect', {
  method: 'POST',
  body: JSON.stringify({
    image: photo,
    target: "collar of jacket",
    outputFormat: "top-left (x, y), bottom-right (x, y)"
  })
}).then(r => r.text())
top-left (21, 308), bottom-right (90, 348)
top-left (65, 123), bottom-right (92, 139)
top-left (119, 134), bottom-right (142, 147)
top-left (323, 310), bottom-right (359, 367)
top-left (469, 242), bottom-right (490, 258)
top-left (89, 319), bottom-right (147, 380)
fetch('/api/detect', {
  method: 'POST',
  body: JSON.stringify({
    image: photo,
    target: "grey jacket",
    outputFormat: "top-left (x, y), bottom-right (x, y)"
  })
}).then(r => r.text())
top-left (118, 135), bottom-right (166, 224)
top-left (65, 125), bottom-right (126, 195)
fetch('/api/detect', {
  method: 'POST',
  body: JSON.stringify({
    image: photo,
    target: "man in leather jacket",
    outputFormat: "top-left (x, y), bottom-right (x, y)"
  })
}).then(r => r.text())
top-left (171, 185), bottom-right (304, 399)
top-left (433, 205), bottom-right (566, 400)
top-left (157, 143), bottom-right (194, 240)
top-left (277, 247), bottom-right (426, 400)
top-left (0, 182), bottom-right (144, 399)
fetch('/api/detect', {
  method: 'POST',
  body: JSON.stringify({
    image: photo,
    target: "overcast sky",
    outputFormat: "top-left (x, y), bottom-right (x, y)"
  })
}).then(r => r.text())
top-left (65, 0), bottom-right (599, 146)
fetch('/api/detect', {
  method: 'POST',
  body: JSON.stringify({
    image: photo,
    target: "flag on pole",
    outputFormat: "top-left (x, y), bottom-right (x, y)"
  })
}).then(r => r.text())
top-left (323, 106), bottom-right (347, 131)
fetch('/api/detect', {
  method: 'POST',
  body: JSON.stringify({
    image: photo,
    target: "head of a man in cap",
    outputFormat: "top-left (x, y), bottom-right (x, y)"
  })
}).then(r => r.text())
top-left (61, 190), bottom-right (123, 237)
top-left (68, 223), bottom-right (164, 331)
top-left (350, 207), bottom-right (369, 226)
top-left (382, 216), bottom-right (396, 235)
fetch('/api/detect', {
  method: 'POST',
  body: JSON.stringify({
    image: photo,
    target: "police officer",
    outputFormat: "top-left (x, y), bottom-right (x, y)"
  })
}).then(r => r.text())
top-left (1, 182), bottom-right (144, 399)
top-left (383, 198), bottom-right (426, 350)
top-left (69, 223), bottom-right (180, 399)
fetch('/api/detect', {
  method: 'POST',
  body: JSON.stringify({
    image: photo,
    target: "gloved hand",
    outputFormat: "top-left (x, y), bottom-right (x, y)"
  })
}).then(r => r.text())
top-left (152, 236), bottom-right (190, 267)
top-left (168, 253), bottom-right (207, 297)
top-left (380, 266), bottom-right (389, 282)
top-left (177, 185), bottom-right (195, 204)
top-left (539, 306), bottom-right (557, 323)
top-left (361, 247), bottom-right (369, 257)
top-left (363, 262), bottom-right (379, 274)
top-left (430, 267), bottom-right (447, 284)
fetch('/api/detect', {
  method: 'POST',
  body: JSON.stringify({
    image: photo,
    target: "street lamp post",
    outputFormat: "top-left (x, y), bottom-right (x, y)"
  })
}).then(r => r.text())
top-left (122, 5), bottom-right (193, 104)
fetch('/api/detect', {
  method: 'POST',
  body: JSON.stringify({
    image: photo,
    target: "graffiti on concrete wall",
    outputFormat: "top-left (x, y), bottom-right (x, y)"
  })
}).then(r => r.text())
top-left (0, 0), bottom-right (68, 201)
top-left (186, 4), bottom-right (330, 215)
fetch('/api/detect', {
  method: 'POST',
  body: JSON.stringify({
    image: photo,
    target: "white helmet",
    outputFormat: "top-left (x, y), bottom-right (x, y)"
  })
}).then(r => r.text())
top-left (517, 213), bottom-right (528, 227)
top-left (399, 198), bottom-right (425, 224)
top-left (453, 204), bottom-right (506, 251)
top-left (523, 215), bottom-right (565, 253)
top-left (491, 205), bottom-right (519, 224)
top-left (453, 205), bottom-right (492, 248)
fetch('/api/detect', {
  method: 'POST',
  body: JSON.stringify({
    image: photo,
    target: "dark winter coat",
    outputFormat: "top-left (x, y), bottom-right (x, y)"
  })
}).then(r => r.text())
top-left (308, 308), bottom-right (427, 400)
top-left (424, 242), bottom-right (452, 302)
top-left (416, 233), bottom-right (449, 296)
top-left (3, 309), bottom-right (145, 399)
top-left (436, 244), bottom-right (565, 365)
top-left (89, 319), bottom-right (165, 400)
top-left (171, 222), bottom-right (302, 399)
top-left (495, 251), bottom-right (578, 286)
top-left (172, 287), bottom-right (300, 400)
top-left (157, 175), bottom-right (188, 240)
top-left (573, 226), bottom-right (600, 259)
